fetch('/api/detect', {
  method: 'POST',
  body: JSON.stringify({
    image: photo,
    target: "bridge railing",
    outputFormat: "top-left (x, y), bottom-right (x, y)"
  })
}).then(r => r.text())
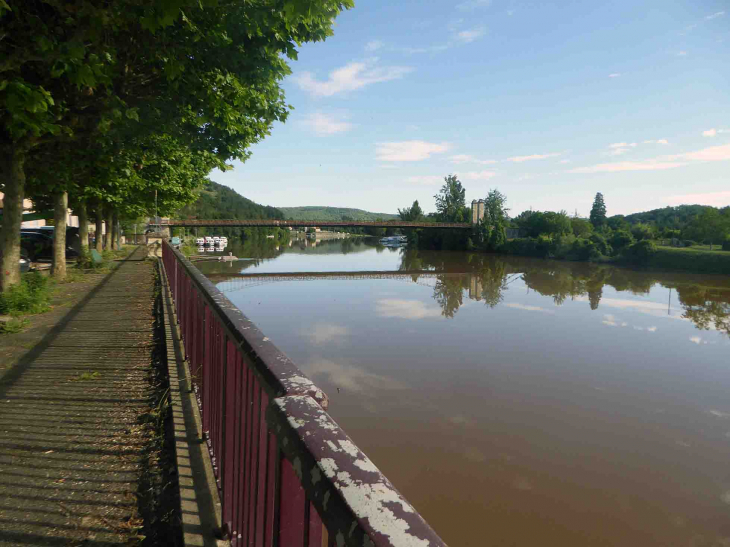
top-left (161, 240), bottom-right (446, 547)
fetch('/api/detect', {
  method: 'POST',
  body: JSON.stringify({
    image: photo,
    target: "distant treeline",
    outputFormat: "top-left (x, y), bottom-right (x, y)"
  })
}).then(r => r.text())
top-left (279, 206), bottom-right (398, 222)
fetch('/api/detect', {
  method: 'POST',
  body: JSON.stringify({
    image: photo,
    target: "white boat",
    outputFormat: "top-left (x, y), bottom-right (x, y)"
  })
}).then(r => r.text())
top-left (379, 236), bottom-right (406, 245)
top-left (205, 236), bottom-right (214, 244)
top-left (196, 238), bottom-right (205, 245)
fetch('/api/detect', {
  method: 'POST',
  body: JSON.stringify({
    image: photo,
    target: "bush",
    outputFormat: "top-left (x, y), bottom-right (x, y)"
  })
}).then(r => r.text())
top-left (0, 272), bottom-right (52, 316)
top-left (683, 240), bottom-right (696, 247)
top-left (609, 230), bottom-right (634, 253)
top-left (621, 240), bottom-right (657, 265)
top-left (723, 237), bottom-right (730, 252)
top-left (569, 239), bottom-right (601, 261)
top-left (588, 233), bottom-right (612, 256)
top-left (501, 236), bottom-right (552, 258)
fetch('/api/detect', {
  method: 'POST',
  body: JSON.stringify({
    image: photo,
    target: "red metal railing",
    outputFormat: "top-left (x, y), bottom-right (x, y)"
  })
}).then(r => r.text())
top-left (161, 240), bottom-right (446, 547)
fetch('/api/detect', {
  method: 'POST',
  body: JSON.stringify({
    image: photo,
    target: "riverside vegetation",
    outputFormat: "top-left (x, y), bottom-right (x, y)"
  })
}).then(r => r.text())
top-left (396, 176), bottom-right (730, 275)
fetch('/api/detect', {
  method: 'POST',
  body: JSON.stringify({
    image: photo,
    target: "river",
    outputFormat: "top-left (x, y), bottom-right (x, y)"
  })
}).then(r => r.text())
top-left (197, 237), bottom-right (730, 547)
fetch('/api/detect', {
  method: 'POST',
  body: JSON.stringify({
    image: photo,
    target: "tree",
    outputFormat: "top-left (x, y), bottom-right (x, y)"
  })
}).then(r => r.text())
top-left (434, 175), bottom-right (466, 222)
top-left (1, 0), bottom-right (354, 291)
top-left (590, 192), bottom-right (607, 229)
top-left (571, 218), bottom-right (593, 237)
top-left (482, 189), bottom-right (509, 250)
top-left (398, 200), bottom-right (424, 221)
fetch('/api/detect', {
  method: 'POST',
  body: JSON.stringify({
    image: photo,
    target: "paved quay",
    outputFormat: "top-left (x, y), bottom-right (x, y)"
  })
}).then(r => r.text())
top-left (0, 246), bottom-right (167, 546)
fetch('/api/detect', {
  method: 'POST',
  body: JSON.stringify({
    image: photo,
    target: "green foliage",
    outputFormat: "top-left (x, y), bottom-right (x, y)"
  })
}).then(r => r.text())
top-left (571, 217), bottom-right (593, 237)
top-left (683, 240), bottom-right (696, 248)
top-left (723, 236), bottom-right (730, 252)
top-left (398, 200), bottom-right (424, 221)
top-left (282, 207), bottom-right (397, 222)
top-left (521, 210), bottom-right (572, 238)
top-left (434, 175), bottom-right (467, 222)
top-left (179, 181), bottom-right (283, 223)
top-left (481, 189), bottom-right (509, 251)
top-left (590, 192), bottom-right (607, 228)
top-left (645, 247), bottom-right (730, 274)
top-left (631, 222), bottom-right (655, 241)
top-left (0, 271), bottom-right (51, 315)
top-left (588, 233), bottom-right (612, 256)
top-left (0, 317), bottom-right (30, 334)
top-left (609, 230), bottom-right (634, 252)
top-left (501, 236), bottom-right (553, 258)
top-left (621, 240), bottom-right (657, 265)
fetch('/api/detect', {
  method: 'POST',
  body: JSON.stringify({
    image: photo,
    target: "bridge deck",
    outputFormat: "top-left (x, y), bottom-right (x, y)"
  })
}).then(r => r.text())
top-left (161, 219), bottom-right (472, 229)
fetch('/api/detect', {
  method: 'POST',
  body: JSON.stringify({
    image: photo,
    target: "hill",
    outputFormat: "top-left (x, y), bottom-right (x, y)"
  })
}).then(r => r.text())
top-left (278, 206), bottom-right (398, 222)
top-left (616, 205), bottom-right (717, 228)
top-left (177, 181), bottom-right (284, 220)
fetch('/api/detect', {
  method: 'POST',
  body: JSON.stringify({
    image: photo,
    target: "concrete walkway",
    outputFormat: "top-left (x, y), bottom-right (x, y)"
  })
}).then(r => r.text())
top-left (0, 247), bottom-right (164, 546)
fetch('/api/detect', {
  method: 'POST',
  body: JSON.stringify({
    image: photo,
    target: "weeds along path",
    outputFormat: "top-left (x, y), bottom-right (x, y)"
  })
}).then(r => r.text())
top-left (0, 246), bottom-right (178, 546)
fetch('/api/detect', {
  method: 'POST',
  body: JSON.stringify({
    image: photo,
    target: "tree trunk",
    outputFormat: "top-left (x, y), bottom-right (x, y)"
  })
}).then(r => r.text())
top-left (51, 191), bottom-right (68, 280)
top-left (0, 149), bottom-right (27, 292)
top-left (95, 201), bottom-right (104, 253)
top-left (104, 208), bottom-right (113, 251)
top-left (77, 201), bottom-right (89, 251)
top-left (112, 212), bottom-right (119, 250)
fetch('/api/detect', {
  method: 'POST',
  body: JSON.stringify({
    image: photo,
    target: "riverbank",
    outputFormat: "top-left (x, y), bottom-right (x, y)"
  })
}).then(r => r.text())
top-left (494, 237), bottom-right (730, 275)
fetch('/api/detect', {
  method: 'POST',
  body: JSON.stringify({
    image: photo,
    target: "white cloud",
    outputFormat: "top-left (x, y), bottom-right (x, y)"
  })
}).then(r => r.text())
top-left (670, 143), bottom-right (730, 162)
top-left (608, 142), bottom-right (638, 148)
top-left (568, 160), bottom-right (687, 173)
top-left (504, 303), bottom-right (556, 314)
top-left (405, 175), bottom-right (444, 186)
top-left (690, 336), bottom-right (702, 344)
top-left (703, 128), bottom-right (729, 137)
top-left (301, 112), bottom-right (352, 136)
top-left (303, 323), bottom-right (350, 345)
top-left (456, 27), bottom-right (486, 43)
top-left (706, 11), bottom-right (725, 20)
top-left (506, 152), bottom-right (561, 163)
top-left (375, 299), bottom-right (442, 320)
top-left (460, 170), bottom-right (497, 181)
top-left (602, 314), bottom-right (618, 327)
top-left (304, 359), bottom-right (407, 394)
top-left (643, 139), bottom-right (669, 144)
top-left (609, 73), bottom-right (621, 78)
top-left (294, 59), bottom-right (413, 97)
top-left (677, 51), bottom-right (688, 56)
top-left (365, 40), bottom-right (384, 52)
top-left (457, 0), bottom-right (492, 10)
top-left (376, 140), bottom-right (450, 162)
top-left (666, 191), bottom-right (730, 207)
top-left (647, 326), bottom-right (657, 332)
top-left (400, 45), bottom-right (450, 55)
top-left (449, 154), bottom-right (497, 165)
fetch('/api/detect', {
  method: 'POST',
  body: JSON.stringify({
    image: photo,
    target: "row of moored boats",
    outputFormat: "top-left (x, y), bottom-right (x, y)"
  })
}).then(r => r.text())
top-left (379, 235), bottom-right (407, 247)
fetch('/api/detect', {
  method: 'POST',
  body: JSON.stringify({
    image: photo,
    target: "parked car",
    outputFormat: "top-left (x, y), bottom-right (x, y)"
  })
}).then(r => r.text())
top-left (20, 231), bottom-right (79, 262)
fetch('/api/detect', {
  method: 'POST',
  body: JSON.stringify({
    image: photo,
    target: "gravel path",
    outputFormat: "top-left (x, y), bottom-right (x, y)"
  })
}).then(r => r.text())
top-left (0, 247), bottom-right (162, 546)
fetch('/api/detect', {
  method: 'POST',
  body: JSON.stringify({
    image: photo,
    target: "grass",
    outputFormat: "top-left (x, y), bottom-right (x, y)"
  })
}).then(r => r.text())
top-left (647, 246), bottom-right (730, 274)
top-left (0, 271), bottom-right (52, 317)
top-left (0, 317), bottom-right (30, 334)
top-left (75, 371), bottom-right (101, 381)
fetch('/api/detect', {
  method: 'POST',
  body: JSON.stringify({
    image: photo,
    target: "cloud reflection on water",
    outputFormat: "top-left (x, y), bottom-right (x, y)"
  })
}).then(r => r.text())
top-left (375, 299), bottom-right (443, 320)
top-left (302, 358), bottom-right (409, 394)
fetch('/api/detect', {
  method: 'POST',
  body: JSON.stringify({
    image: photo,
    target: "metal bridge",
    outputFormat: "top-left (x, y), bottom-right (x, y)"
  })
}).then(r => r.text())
top-left (159, 219), bottom-right (472, 229)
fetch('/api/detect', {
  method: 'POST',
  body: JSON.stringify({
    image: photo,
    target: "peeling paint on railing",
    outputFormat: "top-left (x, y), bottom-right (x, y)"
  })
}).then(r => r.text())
top-left (268, 395), bottom-right (446, 547)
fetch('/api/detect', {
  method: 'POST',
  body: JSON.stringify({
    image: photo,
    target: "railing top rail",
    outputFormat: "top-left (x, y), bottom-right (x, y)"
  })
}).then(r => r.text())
top-left (163, 239), bottom-right (328, 407)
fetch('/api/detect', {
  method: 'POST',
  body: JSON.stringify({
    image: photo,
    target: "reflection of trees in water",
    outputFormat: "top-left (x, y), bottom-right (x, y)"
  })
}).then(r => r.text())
top-left (399, 250), bottom-right (730, 335)
top-left (674, 285), bottom-right (730, 336)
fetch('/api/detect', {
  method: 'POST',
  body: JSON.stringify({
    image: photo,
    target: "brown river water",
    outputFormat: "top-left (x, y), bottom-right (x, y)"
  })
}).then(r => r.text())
top-left (197, 237), bottom-right (730, 547)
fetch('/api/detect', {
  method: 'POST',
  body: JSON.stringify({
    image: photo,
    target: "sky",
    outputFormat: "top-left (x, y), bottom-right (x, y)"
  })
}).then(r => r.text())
top-left (210, 0), bottom-right (730, 217)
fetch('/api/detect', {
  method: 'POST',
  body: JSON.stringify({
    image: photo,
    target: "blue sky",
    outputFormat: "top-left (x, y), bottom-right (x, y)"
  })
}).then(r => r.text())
top-left (211, 0), bottom-right (730, 217)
